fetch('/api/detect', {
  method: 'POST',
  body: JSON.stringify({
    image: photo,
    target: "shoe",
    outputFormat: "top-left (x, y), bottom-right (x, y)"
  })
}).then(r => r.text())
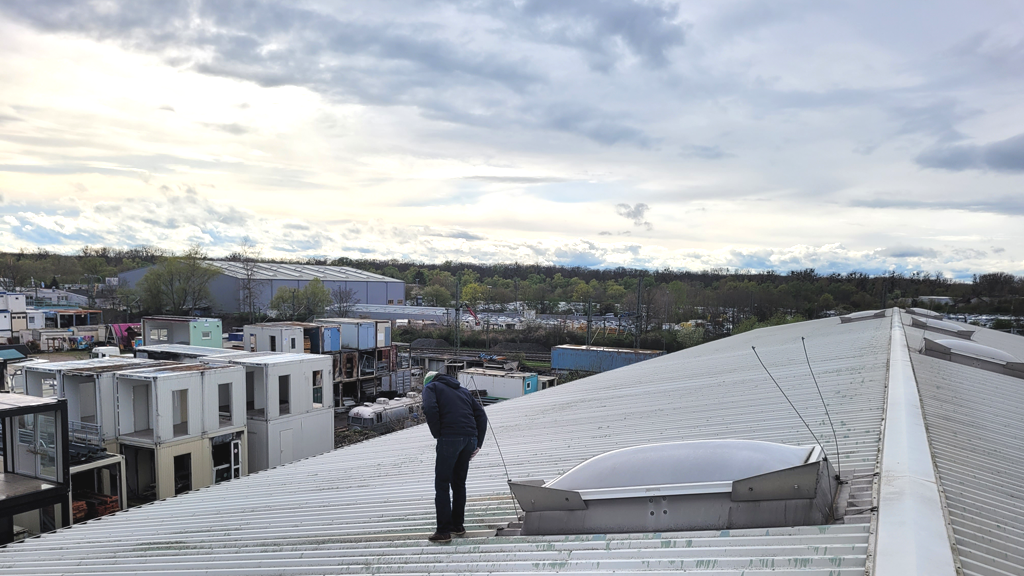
top-left (452, 527), bottom-right (467, 537)
top-left (428, 532), bottom-right (452, 543)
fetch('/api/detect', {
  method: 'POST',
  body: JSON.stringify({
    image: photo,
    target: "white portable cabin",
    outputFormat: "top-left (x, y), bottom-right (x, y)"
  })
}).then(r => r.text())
top-left (0, 292), bottom-right (27, 313)
top-left (114, 363), bottom-right (247, 502)
top-left (243, 324), bottom-right (305, 353)
top-left (457, 368), bottom-right (540, 401)
top-left (135, 344), bottom-right (232, 363)
top-left (21, 357), bottom-right (173, 452)
top-left (202, 351), bottom-right (335, 473)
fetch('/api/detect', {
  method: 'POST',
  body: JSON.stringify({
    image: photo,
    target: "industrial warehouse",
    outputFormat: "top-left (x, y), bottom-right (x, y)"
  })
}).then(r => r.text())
top-left (116, 262), bottom-right (406, 315)
top-left (1, 309), bottom-right (1021, 575)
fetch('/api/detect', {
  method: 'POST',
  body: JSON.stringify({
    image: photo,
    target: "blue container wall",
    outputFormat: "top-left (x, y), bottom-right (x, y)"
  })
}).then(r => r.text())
top-left (523, 374), bottom-right (539, 395)
top-left (383, 325), bottom-right (392, 347)
top-left (358, 323), bottom-right (375, 350)
top-left (323, 326), bottom-right (341, 352)
top-left (551, 347), bottom-right (664, 373)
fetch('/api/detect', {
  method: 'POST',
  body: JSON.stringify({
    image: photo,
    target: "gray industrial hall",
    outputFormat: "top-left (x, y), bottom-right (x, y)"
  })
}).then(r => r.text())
top-left (118, 261), bottom-right (406, 315)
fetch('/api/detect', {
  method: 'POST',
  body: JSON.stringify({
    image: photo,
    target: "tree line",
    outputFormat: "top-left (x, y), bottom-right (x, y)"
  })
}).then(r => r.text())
top-left (3, 245), bottom-right (1022, 334)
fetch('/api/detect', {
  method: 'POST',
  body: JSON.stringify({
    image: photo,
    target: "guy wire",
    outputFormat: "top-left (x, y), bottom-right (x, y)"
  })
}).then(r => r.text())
top-left (467, 375), bottom-right (521, 519)
top-left (801, 337), bottom-right (842, 480)
top-left (751, 346), bottom-right (837, 521)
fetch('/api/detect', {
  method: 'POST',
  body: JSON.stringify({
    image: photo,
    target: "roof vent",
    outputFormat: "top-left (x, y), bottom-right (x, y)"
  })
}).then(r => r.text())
top-left (839, 310), bottom-right (886, 323)
top-left (905, 307), bottom-right (943, 319)
top-left (910, 316), bottom-right (975, 339)
top-left (509, 440), bottom-right (838, 535)
top-left (922, 337), bottom-right (1024, 380)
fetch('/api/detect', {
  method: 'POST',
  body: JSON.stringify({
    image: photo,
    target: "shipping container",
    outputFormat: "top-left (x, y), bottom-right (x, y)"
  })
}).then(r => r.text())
top-left (550, 345), bottom-right (664, 373)
top-left (381, 369), bottom-right (412, 394)
top-left (457, 368), bottom-right (539, 401)
top-left (324, 319), bottom-right (377, 350)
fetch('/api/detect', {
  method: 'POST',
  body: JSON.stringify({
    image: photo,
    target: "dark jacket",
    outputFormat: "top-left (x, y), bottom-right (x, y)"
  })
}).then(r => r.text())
top-left (422, 374), bottom-right (487, 447)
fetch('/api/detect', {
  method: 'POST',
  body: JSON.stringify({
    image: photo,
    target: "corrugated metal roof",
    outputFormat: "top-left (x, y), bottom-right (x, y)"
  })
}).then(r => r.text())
top-left (136, 344), bottom-right (228, 356)
top-left (907, 317), bottom-right (1024, 576)
top-left (206, 261), bottom-right (401, 283)
top-left (0, 315), bottom-right (891, 574)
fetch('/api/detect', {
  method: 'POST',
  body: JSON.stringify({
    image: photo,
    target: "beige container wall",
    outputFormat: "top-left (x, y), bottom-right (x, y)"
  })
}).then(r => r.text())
top-left (154, 437), bottom-right (209, 501)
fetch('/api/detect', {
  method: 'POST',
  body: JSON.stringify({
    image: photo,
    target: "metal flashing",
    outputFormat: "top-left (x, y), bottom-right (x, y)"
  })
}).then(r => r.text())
top-left (873, 310), bottom-right (957, 575)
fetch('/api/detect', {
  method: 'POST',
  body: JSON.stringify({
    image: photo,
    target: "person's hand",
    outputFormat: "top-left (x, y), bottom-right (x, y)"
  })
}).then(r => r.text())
top-left (471, 448), bottom-right (480, 459)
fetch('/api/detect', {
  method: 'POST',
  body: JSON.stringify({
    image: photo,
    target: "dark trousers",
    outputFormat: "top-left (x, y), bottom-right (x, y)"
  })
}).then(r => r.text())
top-left (434, 436), bottom-right (477, 533)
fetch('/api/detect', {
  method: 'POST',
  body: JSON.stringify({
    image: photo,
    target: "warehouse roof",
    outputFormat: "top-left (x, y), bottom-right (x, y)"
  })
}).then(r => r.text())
top-left (2, 310), bottom-right (1020, 574)
top-left (205, 261), bottom-right (401, 282)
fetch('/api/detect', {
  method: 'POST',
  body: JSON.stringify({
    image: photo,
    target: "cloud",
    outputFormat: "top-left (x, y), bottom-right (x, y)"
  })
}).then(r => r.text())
top-left (874, 246), bottom-right (939, 259)
top-left (598, 231), bottom-right (612, 236)
top-left (615, 203), bottom-right (653, 230)
top-left (478, 0), bottom-right (686, 70)
top-left (681, 144), bottom-right (732, 160)
top-left (200, 122), bottom-right (250, 135)
top-left (916, 132), bottom-right (1024, 173)
top-left (849, 195), bottom-right (1024, 217)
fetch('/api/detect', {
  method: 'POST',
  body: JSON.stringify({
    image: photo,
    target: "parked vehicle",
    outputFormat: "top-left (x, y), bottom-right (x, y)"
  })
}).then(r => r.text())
top-left (347, 393), bottom-right (422, 432)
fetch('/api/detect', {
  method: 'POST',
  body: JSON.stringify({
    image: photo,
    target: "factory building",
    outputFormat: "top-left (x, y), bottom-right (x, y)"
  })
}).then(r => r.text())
top-left (118, 262), bottom-right (405, 315)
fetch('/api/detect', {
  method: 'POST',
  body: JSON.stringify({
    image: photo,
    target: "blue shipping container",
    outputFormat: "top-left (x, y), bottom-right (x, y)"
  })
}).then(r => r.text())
top-left (551, 345), bottom-right (664, 373)
top-left (322, 326), bottom-right (341, 352)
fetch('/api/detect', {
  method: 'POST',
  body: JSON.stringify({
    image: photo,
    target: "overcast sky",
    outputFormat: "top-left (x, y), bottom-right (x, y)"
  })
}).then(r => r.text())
top-left (1, 0), bottom-right (1022, 278)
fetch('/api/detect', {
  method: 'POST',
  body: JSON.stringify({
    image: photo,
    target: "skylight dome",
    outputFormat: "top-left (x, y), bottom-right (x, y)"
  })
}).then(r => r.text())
top-left (922, 337), bottom-right (1024, 380)
top-left (910, 316), bottom-right (975, 339)
top-left (547, 440), bottom-right (813, 490)
top-left (510, 440), bottom-right (839, 535)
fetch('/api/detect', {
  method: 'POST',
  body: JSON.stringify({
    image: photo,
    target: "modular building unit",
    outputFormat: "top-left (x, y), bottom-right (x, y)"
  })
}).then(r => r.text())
top-left (551, 345), bottom-right (664, 373)
top-left (114, 363), bottom-right (247, 503)
top-left (457, 368), bottom-right (539, 401)
top-left (141, 316), bottom-right (222, 349)
top-left (135, 344), bottom-right (231, 363)
top-left (22, 358), bottom-right (173, 453)
top-left (320, 319), bottom-right (376, 350)
top-left (243, 324), bottom-right (304, 353)
top-left (201, 351), bottom-right (334, 473)
top-left (381, 369), bottom-right (412, 395)
top-left (0, 292), bottom-right (27, 313)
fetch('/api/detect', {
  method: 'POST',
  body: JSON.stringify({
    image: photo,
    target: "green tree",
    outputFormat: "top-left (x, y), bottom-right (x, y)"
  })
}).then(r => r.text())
top-left (136, 244), bottom-right (219, 314)
top-left (302, 278), bottom-right (331, 319)
top-left (460, 282), bottom-right (486, 305)
top-left (423, 285), bottom-right (452, 307)
top-left (268, 278), bottom-right (331, 320)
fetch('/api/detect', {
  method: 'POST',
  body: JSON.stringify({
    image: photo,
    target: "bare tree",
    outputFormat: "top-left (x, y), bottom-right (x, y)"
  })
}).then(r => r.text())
top-left (232, 238), bottom-right (265, 323)
top-left (331, 286), bottom-right (358, 317)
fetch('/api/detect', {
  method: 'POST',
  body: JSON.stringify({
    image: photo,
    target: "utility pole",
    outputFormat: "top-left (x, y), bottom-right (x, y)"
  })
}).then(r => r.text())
top-left (454, 278), bottom-right (461, 352)
top-left (634, 274), bottom-right (643, 349)
top-left (586, 298), bottom-right (593, 347)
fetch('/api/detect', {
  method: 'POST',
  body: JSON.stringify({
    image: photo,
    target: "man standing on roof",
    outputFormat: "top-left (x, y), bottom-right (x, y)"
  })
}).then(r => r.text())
top-left (422, 370), bottom-right (488, 543)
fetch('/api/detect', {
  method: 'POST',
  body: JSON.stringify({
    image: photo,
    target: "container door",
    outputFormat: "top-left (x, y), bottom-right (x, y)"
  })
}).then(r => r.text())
top-left (231, 439), bottom-right (242, 479)
top-left (384, 325), bottom-right (392, 347)
top-left (359, 323), bottom-right (374, 350)
top-left (327, 327), bottom-right (340, 352)
top-left (280, 428), bottom-right (294, 464)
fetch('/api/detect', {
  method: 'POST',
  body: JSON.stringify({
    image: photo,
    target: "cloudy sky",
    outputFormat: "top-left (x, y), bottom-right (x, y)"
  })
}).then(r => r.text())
top-left (1, 0), bottom-right (1022, 277)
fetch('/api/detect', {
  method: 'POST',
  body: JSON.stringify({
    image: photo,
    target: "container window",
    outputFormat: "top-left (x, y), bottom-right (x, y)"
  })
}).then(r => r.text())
top-left (312, 370), bottom-right (324, 408)
top-left (202, 331), bottom-right (212, 340)
top-left (278, 375), bottom-right (290, 415)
